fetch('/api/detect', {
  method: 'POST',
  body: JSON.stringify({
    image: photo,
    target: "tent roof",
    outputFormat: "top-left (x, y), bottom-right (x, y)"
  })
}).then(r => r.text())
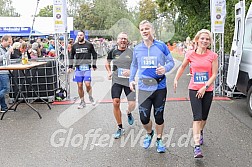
top-left (0, 17), bottom-right (73, 34)
top-left (0, 30), bottom-right (48, 37)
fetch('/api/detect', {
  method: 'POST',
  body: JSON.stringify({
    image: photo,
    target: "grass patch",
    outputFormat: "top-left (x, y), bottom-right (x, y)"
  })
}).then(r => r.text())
top-left (171, 51), bottom-right (184, 61)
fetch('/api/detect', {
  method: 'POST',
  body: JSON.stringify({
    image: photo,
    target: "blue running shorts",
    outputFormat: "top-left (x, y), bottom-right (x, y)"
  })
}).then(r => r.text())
top-left (73, 69), bottom-right (91, 82)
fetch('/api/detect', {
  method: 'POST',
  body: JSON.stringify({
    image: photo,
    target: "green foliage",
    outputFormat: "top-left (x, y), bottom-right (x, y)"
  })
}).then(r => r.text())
top-left (68, 0), bottom-right (87, 16)
top-left (169, 33), bottom-right (185, 44)
top-left (92, 0), bottom-right (130, 30)
top-left (73, 0), bottom-right (140, 40)
top-left (224, 0), bottom-right (236, 54)
top-left (36, 5), bottom-right (53, 17)
top-left (34, 0), bottom-right (251, 53)
top-left (0, 0), bottom-right (19, 16)
top-left (157, 0), bottom-right (211, 40)
top-left (74, 3), bottom-right (97, 30)
top-left (138, 0), bottom-right (158, 23)
top-left (156, 0), bottom-right (249, 53)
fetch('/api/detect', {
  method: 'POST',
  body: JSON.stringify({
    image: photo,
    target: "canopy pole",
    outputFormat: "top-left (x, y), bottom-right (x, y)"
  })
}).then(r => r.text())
top-left (28, 0), bottom-right (40, 41)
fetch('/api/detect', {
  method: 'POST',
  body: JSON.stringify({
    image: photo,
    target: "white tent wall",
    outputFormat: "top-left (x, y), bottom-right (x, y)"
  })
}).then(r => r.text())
top-left (0, 17), bottom-right (73, 34)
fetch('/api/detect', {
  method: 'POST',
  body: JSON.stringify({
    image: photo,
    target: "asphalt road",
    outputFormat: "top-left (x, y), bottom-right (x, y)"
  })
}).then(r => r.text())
top-left (0, 56), bottom-right (252, 167)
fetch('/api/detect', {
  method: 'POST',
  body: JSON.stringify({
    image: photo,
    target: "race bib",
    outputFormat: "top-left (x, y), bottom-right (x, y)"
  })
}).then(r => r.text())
top-left (118, 68), bottom-right (129, 78)
top-left (141, 56), bottom-right (157, 68)
top-left (194, 72), bottom-right (209, 84)
top-left (79, 64), bottom-right (89, 71)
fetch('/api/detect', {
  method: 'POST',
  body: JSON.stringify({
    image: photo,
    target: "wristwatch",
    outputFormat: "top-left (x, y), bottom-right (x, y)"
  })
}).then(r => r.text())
top-left (205, 85), bottom-right (209, 89)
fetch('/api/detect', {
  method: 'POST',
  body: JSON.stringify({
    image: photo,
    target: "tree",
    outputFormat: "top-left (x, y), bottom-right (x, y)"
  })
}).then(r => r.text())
top-left (92, 0), bottom-right (131, 30)
top-left (156, 0), bottom-right (242, 52)
top-left (74, 2), bottom-right (98, 30)
top-left (74, 0), bottom-right (138, 39)
top-left (37, 5), bottom-right (53, 17)
top-left (68, 0), bottom-right (88, 16)
top-left (138, 0), bottom-right (158, 23)
top-left (0, 0), bottom-right (19, 16)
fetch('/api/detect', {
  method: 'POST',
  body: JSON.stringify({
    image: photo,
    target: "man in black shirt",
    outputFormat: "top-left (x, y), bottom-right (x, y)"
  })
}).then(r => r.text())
top-left (105, 32), bottom-right (136, 139)
top-left (68, 30), bottom-right (97, 109)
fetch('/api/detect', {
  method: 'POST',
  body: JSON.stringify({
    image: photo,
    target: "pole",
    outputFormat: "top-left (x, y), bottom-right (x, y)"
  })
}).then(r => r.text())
top-left (28, 0), bottom-right (40, 41)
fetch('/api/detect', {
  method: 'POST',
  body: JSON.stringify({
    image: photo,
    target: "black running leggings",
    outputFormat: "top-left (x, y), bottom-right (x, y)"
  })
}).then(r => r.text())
top-left (189, 89), bottom-right (213, 121)
top-left (138, 88), bottom-right (167, 125)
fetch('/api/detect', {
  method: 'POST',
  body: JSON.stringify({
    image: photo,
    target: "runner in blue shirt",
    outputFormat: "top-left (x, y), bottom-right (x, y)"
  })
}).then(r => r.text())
top-left (129, 20), bottom-right (174, 153)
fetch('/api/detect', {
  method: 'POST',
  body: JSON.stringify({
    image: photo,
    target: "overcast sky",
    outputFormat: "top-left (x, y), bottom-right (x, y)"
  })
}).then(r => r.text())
top-left (12, 0), bottom-right (139, 17)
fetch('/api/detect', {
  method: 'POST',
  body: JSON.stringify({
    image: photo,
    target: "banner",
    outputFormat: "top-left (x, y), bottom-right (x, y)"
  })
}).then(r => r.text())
top-left (0, 27), bottom-right (30, 33)
top-left (211, 0), bottom-right (226, 33)
top-left (53, 0), bottom-right (67, 33)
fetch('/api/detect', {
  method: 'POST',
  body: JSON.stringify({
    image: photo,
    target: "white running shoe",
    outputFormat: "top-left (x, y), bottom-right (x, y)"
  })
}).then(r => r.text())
top-left (89, 96), bottom-right (96, 106)
top-left (77, 101), bottom-right (86, 109)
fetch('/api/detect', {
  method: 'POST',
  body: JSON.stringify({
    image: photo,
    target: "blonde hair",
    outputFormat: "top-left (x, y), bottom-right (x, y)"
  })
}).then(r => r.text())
top-left (138, 20), bottom-right (155, 38)
top-left (139, 20), bottom-right (154, 30)
top-left (12, 42), bottom-right (21, 49)
top-left (193, 29), bottom-right (213, 45)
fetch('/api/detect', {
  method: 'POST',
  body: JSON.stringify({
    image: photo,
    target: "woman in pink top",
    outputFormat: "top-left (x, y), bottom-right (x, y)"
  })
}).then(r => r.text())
top-left (173, 29), bottom-right (218, 158)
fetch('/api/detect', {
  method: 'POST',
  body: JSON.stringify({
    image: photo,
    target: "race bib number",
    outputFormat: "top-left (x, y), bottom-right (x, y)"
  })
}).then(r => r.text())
top-left (118, 68), bottom-right (129, 78)
top-left (79, 64), bottom-right (89, 71)
top-left (194, 72), bottom-right (209, 84)
top-left (141, 56), bottom-right (157, 68)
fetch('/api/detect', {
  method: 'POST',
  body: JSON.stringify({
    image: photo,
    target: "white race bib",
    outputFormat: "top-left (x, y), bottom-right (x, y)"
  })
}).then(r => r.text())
top-left (194, 72), bottom-right (209, 84)
top-left (118, 68), bottom-right (129, 78)
top-left (79, 64), bottom-right (89, 71)
top-left (141, 56), bottom-right (157, 68)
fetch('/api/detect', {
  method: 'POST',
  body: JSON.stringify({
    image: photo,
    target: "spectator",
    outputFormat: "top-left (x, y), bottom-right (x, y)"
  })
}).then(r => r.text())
top-left (11, 42), bottom-right (22, 59)
top-left (48, 40), bottom-right (55, 51)
top-left (48, 49), bottom-right (56, 57)
top-left (0, 35), bottom-right (12, 112)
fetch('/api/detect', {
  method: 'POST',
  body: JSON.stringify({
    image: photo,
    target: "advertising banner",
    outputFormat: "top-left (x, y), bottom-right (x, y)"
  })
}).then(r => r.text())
top-left (0, 27), bottom-right (30, 33)
top-left (53, 0), bottom-right (67, 33)
top-left (211, 0), bottom-right (226, 33)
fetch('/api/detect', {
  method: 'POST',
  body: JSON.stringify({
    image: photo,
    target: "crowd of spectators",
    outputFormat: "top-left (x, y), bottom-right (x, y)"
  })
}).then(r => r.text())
top-left (8, 36), bottom-right (155, 61)
top-left (9, 37), bottom-right (61, 60)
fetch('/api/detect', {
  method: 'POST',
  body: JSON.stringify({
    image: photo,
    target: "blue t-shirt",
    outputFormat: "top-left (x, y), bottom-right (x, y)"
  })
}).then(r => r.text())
top-left (129, 40), bottom-right (174, 91)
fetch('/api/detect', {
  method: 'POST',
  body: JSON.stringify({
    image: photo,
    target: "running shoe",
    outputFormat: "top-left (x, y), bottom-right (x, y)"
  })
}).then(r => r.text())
top-left (113, 128), bottom-right (125, 139)
top-left (127, 113), bottom-right (134, 125)
top-left (156, 139), bottom-right (166, 153)
top-left (89, 96), bottom-right (96, 106)
top-left (0, 108), bottom-right (7, 113)
top-left (200, 130), bottom-right (203, 145)
top-left (194, 146), bottom-right (203, 158)
top-left (77, 101), bottom-right (86, 109)
top-left (143, 130), bottom-right (154, 149)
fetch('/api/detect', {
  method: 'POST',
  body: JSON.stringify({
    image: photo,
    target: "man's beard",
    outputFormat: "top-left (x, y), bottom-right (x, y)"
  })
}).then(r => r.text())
top-left (78, 38), bottom-right (84, 42)
top-left (119, 43), bottom-right (126, 47)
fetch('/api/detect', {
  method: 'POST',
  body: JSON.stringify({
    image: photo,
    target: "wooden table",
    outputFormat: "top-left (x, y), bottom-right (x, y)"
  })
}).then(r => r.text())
top-left (0, 61), bottom-right (51, 120)
top-left (0, 61), bottom-right (47, 70)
